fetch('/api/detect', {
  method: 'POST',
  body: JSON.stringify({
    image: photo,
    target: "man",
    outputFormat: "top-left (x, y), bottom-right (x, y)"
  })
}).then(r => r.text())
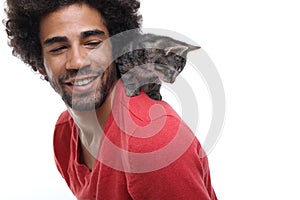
top-left (4, 0), bottom-right (217, 199)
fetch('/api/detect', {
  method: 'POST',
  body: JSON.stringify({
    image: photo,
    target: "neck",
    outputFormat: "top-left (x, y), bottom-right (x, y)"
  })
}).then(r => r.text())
top-left (67, 81), bottom-right (117, 158)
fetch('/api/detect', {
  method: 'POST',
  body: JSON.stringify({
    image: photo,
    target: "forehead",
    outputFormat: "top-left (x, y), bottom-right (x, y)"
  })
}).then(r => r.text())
top-left (39, 3), bottom-right (109, 41)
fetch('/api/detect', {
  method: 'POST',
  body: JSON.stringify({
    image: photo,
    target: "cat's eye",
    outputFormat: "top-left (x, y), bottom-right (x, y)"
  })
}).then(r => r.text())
top-left (154, 65), bottom-right (166, 72)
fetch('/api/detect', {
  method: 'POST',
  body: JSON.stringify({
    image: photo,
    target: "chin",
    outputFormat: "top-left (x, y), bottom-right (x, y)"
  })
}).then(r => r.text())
top-left (63, 92), bottom-right (106, 112)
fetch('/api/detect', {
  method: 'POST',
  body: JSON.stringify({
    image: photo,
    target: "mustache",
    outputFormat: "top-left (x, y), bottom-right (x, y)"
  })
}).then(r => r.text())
top-left (58, 65), bottom-right (105, 83)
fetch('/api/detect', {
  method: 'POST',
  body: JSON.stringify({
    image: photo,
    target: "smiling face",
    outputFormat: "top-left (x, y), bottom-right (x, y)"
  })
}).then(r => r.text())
top-left (40, 3), bottom-right (117, 111)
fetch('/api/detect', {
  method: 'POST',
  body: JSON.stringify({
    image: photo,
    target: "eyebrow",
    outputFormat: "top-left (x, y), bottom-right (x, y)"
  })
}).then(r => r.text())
top-left (43, 29), bottom-right (105, 46)
top-left (81, 29), bottom-right (105, 39)
top-left (43, 36), bottom-right (68, 46)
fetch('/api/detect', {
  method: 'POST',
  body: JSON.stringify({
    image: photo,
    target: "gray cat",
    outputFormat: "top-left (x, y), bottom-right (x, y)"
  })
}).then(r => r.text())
top-left (116, 33), bottom-right (200, 100)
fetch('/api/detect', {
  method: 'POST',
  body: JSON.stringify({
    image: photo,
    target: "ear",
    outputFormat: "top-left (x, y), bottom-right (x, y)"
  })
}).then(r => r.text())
top-left (37, 66), bottom-right (47, 76)
top-left (36, 65), bottom-right (49, 81)
top-left (164, 44), bottom-right (201, 56)
top-left (164, 45), bottom-right (189, 56)
top-left (188, 44), bottom-right (201, 52)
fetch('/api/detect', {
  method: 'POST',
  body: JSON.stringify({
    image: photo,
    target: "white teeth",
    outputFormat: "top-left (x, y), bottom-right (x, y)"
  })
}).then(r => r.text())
top-left (73, 78), bottom-right (95, 86)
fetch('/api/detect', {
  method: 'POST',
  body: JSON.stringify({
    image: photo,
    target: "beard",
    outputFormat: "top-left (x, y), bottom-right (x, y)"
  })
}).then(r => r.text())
top-left (48, 65), bottom-right (117, 112)
top-left (61, 76), bottom-right (107, 112)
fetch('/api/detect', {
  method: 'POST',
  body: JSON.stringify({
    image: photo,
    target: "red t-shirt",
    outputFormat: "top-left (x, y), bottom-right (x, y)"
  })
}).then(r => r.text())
top-left (53, 82), bottom-right (217, 200)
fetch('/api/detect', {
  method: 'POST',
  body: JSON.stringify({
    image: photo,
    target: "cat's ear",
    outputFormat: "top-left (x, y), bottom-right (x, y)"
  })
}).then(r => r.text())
top-left (187, 44), bottom-right (201, 52)
top-left (165, 46), bottom-right (188, 56)
top-left (164, 44), bottom-right (200, 56)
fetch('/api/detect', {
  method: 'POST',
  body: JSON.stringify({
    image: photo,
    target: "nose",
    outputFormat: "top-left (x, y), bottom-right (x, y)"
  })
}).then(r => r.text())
top-left (66, 45), bottom-right (87, 70)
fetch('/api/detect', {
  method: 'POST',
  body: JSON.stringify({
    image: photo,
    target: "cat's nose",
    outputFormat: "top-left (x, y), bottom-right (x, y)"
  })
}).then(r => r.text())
top-left (170, 72), bottom-right (179, 83)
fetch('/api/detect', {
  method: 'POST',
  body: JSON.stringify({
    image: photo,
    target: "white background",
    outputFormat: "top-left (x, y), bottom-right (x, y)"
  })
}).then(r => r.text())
top-left (1, 0), bottom-right (300, 199)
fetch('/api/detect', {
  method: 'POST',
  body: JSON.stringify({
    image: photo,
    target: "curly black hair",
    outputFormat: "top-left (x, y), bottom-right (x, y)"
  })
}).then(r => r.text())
top-left (3, 0), bottom-right (142, 72)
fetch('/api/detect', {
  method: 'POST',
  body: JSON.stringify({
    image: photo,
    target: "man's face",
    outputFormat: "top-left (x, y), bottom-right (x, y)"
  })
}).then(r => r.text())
top-left (40, 3), bottom-right (117, 111)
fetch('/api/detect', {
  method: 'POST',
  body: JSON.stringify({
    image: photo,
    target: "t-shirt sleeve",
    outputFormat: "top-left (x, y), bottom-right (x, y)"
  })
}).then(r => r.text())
top-left (125, 116), bottom-right (217, 200)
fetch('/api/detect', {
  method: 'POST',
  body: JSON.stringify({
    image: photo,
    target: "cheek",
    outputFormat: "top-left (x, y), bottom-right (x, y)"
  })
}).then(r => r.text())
top-left (103, 64), bottom-right (117, 84)
top-left (101, 46), bottom-right (113, 67)
top-left (90, 46), bottom-right (113, 70)
top-left (43, 56), bottom-right (65, 78)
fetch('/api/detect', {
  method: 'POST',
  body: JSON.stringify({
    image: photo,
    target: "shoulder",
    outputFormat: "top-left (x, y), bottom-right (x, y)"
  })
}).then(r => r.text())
top-left (55, 110), bottom-right (73, 126)
top-left (112, 81), bottom-right (189, 151)
top-left (112, 80), bottom-right (180, 128)
top-left (120, 95), bottom-right (217, 198)
top-left (54, 110), bottom-right (74, 144)
top-left (129, 91), bottom-right (179, 121)
top-left (121, 90), bottom-right (197, 159)
top-left (53, 110), bottom-right (74, 147)
top-left (53, 110), bottom-right (75, 182)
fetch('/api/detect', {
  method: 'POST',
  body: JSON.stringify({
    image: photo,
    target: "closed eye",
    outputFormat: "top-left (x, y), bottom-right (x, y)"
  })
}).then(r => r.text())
top-left (49, 46), bottom-right (68, 53)
top-left (154, 65), bottom-right (166, 71)
top-left (85, 41), bottom-right (102, 49)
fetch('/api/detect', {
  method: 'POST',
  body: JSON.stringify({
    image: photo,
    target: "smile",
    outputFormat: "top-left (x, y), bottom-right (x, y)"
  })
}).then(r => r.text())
top-left (64, 75), bottom-right (101, 93)
top-left (73, 77), bottom-right (97, 86)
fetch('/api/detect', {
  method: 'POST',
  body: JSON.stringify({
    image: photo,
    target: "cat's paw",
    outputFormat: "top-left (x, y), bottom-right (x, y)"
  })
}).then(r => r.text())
top-left (125, 88), bottom-right (140, 97)
top-left (147, 92), bottom-right (162, 101)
